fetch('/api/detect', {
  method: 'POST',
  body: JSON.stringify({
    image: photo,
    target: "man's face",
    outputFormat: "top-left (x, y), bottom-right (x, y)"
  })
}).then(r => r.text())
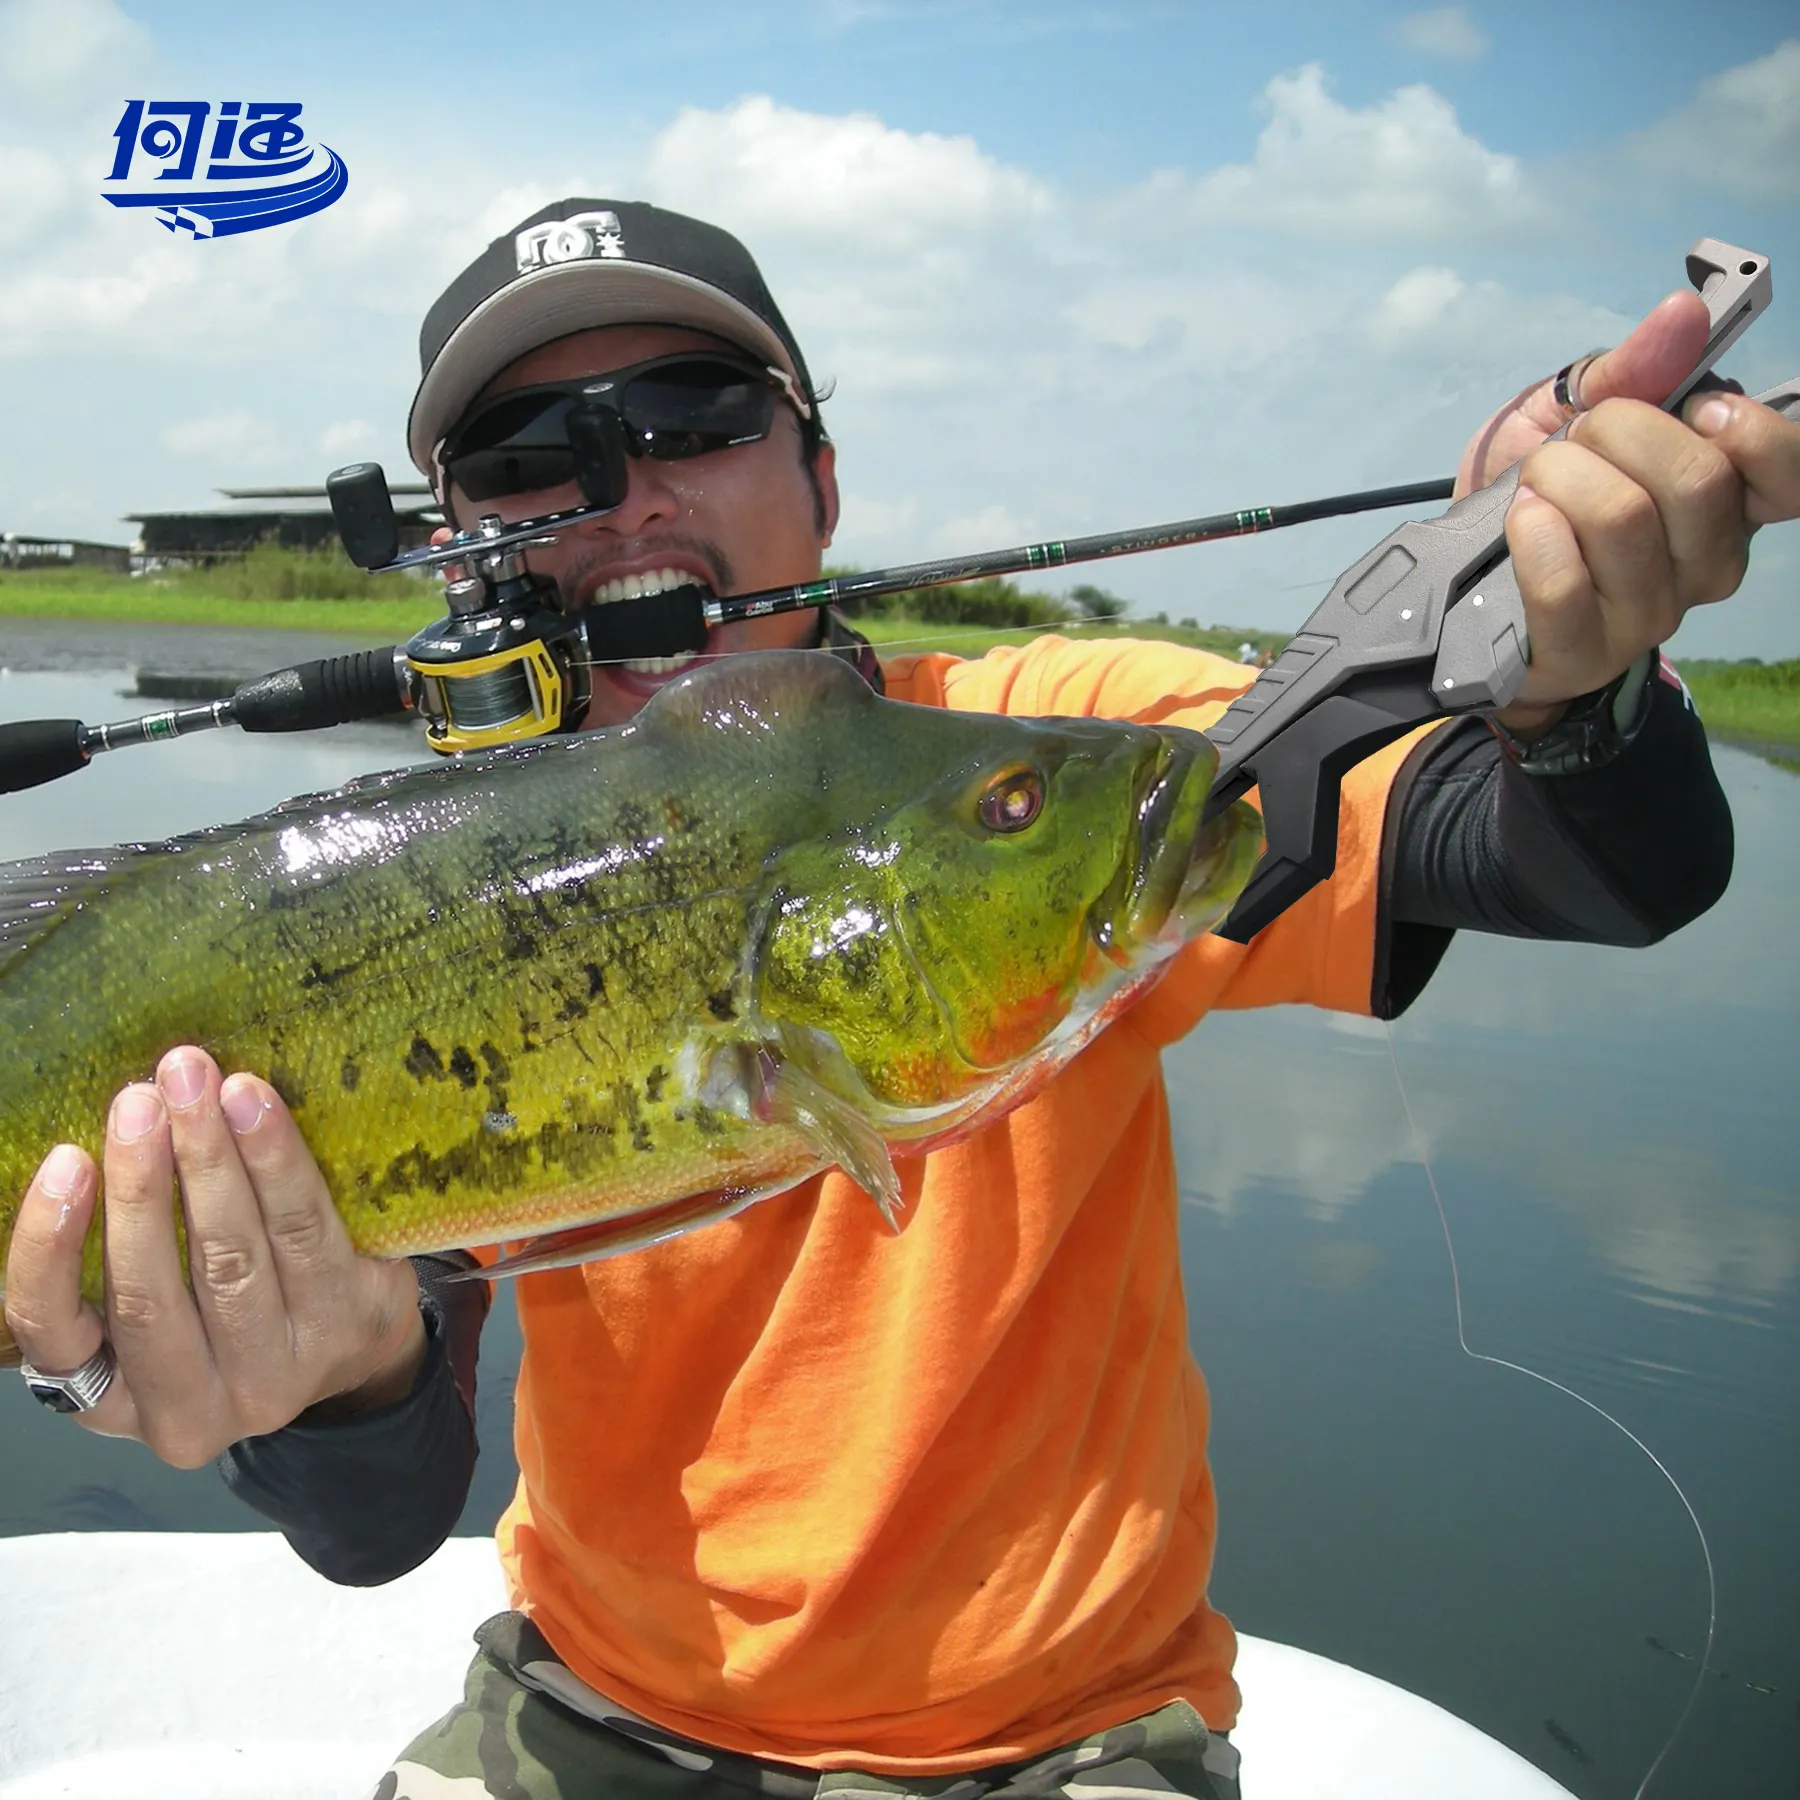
top-left (442, 323), bottom-right (840, 728)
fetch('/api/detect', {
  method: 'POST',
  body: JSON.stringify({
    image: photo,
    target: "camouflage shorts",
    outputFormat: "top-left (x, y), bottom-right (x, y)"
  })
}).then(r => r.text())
top-left (371, 1612), bottom-right (1242, 1800)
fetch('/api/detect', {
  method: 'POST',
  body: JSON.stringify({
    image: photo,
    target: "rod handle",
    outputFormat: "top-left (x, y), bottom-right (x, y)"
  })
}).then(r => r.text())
top-left (231, 649), bottom-right (408, 732)
top-left (0, 720), bottom-right (89, 794)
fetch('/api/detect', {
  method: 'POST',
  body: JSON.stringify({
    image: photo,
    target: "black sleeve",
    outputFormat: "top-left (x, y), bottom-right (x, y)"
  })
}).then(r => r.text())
top-left (1372, 670), bottom-right (1734, 1018)
top-left (216, 1251), bottom-right (489, 1586)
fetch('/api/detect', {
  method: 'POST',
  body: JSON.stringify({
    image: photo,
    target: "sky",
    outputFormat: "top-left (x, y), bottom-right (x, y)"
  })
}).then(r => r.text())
top-left (1, 0), bottom-right (1796, 657)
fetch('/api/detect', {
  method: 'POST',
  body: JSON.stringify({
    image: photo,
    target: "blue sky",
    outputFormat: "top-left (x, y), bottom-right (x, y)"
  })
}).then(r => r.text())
top-left (2, 0), bottom-right (1796, 654)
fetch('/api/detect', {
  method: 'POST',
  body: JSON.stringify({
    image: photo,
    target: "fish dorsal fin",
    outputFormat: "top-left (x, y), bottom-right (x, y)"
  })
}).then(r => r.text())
top-left (640, 649), bottom-right (875, 740)
top-left (0, 848), bottom-right (162, 973)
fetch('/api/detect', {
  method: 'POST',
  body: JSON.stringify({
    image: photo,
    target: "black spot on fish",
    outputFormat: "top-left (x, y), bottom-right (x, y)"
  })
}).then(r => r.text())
top-left (645, 1064), bottom-right (667, 1104)
top-left (504, 927), bottom-right (541, 960)
top-left (448, 1046), bottom-right (479, 1089)
top-left (632, 1122), bottom-right (653, 1153)
top-left (479, 1043), bottom-right (510, 1083)
top-left (1542, 1720), bottom-right (1592, 1766)
top-left (707, 990), bottom-right (736, 1021)
top-left (584, 962), bottom-right (606, 1001)
top-left (405, 1035), bottom-right (444, 1081)
top-left (340, 1055), bottom-right (360, 1093)
top-left (556, 993), bottom-right (589, 1023)
top-left (267, 1063), bottom-right (301, 1109)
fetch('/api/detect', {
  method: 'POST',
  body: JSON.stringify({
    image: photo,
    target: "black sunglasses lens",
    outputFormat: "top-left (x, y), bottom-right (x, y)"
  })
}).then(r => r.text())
top-left (443, 360), bottom-right (784, 500)
top-left (622, 361), bottom-right (777, 460)
top-left (446, 391), bottom-right (580, 501)
top-left (449, 445), bottom-right (577, 502)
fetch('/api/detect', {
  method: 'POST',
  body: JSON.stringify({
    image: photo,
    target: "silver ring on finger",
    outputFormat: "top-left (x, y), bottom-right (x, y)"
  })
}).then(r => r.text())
top-left (20, 1340), bottom-right (118, 1414)
top-left (1552, 349), bottom-right (1607, 422)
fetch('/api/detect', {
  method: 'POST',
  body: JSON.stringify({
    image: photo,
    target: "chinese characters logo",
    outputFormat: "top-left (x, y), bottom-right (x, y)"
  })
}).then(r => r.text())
top-left (103, 101), bottom-right (349, 239)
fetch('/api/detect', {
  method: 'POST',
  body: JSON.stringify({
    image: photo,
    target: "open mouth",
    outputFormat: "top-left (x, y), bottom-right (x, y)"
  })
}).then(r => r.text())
top-left (579, 566), bottom-right (716, 677)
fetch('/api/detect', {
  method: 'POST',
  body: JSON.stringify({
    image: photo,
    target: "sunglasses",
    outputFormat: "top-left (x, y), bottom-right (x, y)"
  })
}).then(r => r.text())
top-left (440, 352), bottom-right (812, 503)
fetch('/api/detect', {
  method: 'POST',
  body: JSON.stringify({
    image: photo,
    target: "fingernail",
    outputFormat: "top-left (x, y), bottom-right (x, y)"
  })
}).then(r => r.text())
top-left (1511, 482), bottom-right (1539, 505)
top-left (1690, 396), bottom-right (1732, 436)
top-left (158, 1050), bottom-right (206, 1112)
top-left (39, 1143), bottom-right (88, 1200)
top-left (220, 1076), bottom-right (270, 1137)
top-left (112, 1085), bottom-right (164, 1144)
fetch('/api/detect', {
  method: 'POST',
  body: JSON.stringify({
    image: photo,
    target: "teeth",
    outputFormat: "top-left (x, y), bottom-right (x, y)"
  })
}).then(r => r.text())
top-left (588, 567), bottom-right (710, 608)
top-left (622, 651), bottom-right (701, 676)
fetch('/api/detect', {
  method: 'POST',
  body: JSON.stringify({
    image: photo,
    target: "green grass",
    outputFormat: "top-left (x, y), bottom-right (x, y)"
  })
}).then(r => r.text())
top-left (0, 565), bottom-right (441, 641)
top-left (1676, 660), bottom-right (1800, 750)
top-left (0, 567), bottom-right (1286, 663)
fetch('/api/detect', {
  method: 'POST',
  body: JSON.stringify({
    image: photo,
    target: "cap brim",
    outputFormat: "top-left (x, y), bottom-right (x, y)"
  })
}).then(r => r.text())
top-left (407, 261), bottom-right (802, 478)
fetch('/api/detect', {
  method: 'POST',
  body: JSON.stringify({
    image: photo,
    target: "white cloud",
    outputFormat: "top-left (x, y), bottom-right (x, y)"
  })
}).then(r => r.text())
top-left (644, 94), bottom-right (1049, 250)
top-left (1624, 39), bottom-right (1800, 199)
top-left (318, 419), bottom-right (376, 458)
top-left (0, 0), bottom-right (151, 116)
top-left (0, 146), bottom-right (67, 246)
top-left (1396, 7), bottom-right (1490, 61)
top-left (161, 409), bottom-right (282, 462)
top-left (1174, 63), bottom-right (1537, 240)
top-left (1368, 265), bottom-right (1469, 342)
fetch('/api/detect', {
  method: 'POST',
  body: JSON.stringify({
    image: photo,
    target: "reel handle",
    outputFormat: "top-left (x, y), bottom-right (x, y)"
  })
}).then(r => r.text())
top-left (328, 463), bottom-right (402, 570)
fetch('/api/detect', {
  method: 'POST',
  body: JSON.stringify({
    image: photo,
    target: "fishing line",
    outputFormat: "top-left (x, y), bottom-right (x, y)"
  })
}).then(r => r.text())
top-left (1381, 1025), bottom-right (1717, 1800)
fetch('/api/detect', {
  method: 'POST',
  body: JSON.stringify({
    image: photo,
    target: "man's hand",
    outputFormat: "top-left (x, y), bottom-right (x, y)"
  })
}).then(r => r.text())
top-left (3, 1047), bottom-right (424, 1467)
top-left (1454, 290), bottom-right (1800, 733)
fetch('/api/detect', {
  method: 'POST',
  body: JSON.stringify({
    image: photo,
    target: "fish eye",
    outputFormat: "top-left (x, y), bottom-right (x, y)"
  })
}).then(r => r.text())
top-left (977, 768), bottom-right (1044, 834)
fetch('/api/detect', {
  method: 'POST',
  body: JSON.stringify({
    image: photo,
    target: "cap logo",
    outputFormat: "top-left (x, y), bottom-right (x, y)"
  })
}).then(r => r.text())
top-left (515, 210), bottom-right (625, 272)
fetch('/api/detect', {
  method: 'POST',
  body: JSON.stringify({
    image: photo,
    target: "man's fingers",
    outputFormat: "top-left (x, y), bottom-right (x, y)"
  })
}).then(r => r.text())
top-left (1685, 390), bottom-right (1800, 529)
top-left (1567, 401), bottom-right (1748, 607)
top-left (1519, 438), bottom-right (1679, 650)
top-left (1505, 485), bottom-right (1605, 684)
top-left (1579, 291), bottom-right (1711, 411)
top-left (218, 1072), bottom-right (357, 1325)
top-left (157, 1050), bottom-right (292, 1398)
top-left (99, 1083), bottom-right (218, 1441)
top-left (3, 1144), bottom-right (141, 1439)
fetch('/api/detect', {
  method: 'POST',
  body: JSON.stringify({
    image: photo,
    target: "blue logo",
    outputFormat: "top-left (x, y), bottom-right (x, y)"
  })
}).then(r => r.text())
top-left (102, 101), bottom-right (348, 239)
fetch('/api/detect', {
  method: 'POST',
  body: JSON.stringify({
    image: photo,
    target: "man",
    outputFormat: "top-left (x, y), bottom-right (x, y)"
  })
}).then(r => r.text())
top-left (8, 199), bottom-right (1797, 1799)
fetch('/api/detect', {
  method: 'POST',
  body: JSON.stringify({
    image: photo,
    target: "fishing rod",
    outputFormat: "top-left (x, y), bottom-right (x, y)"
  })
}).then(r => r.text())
top-left (0, 473), bottom-right (1452, 794)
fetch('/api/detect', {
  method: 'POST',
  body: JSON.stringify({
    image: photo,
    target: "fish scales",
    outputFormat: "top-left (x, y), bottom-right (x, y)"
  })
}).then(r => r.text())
top-left (0, 653), bottom-right (1262, 1342)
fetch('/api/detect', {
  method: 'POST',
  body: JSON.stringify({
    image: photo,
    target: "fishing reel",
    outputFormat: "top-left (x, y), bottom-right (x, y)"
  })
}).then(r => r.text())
top-left (328, 427), bottom-right (629, 753)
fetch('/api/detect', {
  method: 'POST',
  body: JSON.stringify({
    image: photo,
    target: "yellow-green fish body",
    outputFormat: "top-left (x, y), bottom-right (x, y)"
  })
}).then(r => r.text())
top-left (0, 652), bottom-right (1260, 1356)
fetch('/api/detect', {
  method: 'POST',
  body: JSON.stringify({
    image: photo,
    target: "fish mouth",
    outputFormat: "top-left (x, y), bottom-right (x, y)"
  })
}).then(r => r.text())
top-left (1089, 733), bottom-right (1214, 959)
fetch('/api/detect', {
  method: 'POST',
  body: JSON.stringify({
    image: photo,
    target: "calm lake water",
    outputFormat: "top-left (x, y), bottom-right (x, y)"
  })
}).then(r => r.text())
top-left (2, 639), bottom-right (1796, 1799)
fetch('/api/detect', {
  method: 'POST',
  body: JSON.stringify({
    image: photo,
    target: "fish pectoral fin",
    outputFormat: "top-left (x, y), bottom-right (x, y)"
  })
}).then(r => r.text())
top-left (454, 1174), bottom-right (824, 1281)
top-left (762, 1059), bottom-right (903, 1231)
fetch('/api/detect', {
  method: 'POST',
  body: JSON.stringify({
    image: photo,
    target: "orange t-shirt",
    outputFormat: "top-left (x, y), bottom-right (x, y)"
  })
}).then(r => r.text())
top-left (494, 635), bottom-right (1437, 1773)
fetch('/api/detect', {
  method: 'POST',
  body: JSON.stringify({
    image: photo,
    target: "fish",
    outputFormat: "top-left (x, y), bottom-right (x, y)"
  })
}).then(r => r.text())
top-left (0, 651), bottom-right (1261, 1363)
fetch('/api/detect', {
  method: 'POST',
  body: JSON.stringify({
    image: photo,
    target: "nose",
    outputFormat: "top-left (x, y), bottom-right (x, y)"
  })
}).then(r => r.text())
top-left (580, 447), bottom-right (681, 540)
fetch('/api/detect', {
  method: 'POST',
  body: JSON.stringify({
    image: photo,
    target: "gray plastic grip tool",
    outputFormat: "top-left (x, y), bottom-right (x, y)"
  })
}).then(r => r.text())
top-left (1205, 237), bottom-right (1788, 943)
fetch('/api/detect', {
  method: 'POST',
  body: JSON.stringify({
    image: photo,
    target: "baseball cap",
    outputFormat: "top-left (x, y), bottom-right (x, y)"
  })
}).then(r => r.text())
top-left (409, 198), bottom-right (819, 480)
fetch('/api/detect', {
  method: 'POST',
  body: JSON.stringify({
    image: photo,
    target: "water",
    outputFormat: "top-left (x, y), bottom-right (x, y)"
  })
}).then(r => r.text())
top-left (2, 650), bottom-right (1796, 1798)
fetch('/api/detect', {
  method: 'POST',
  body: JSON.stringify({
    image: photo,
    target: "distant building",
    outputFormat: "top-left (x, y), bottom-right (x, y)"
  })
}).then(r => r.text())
top-left (125, 485), bottom-right (442, 563)
top-left (2, 534), bottom-right (133, 575)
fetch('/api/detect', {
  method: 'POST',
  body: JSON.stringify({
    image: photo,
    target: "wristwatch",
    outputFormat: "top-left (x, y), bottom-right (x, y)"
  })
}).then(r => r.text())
top-left (1487, 650), bottom-right (1656, 778)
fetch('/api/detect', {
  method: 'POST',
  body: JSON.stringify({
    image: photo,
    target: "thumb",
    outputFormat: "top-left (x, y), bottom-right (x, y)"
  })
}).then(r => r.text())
top-left (1575, 290), bottom-right (1711, 410)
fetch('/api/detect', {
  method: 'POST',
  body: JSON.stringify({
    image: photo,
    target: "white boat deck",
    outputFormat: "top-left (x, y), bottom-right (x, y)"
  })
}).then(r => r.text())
top-left (0, 1533), bottom-right (1574, 1799)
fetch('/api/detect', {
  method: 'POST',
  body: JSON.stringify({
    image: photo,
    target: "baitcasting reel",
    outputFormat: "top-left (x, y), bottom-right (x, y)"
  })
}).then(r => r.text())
top-left (327, 420), bottom-right (630, 752)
